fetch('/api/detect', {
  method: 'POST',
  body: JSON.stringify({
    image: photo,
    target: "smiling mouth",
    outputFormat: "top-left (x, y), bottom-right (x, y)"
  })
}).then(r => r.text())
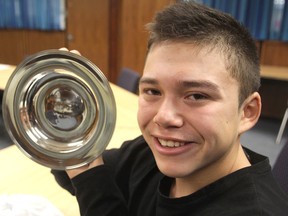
top-left (158, 138), bottom-right (186, 148)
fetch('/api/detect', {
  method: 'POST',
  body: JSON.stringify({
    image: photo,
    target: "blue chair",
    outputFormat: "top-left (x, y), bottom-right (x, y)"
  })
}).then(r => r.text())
top-left (272, 140), bottom-right (288, 195)
top-left (117, 68), bottom-right (140, 94)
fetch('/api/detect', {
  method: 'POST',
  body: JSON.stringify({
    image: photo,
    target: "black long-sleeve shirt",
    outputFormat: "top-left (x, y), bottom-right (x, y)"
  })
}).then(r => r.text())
top-left (52, 136), bottom-right (288, 216)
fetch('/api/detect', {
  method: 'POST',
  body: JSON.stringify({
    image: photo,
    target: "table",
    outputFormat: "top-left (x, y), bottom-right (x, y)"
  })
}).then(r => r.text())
top-left (0, 64), bottom-right (141, 215)
top-left (0, 64), bottom-right (15, 90)
top-left (260, 65), bottom-right (288, 81)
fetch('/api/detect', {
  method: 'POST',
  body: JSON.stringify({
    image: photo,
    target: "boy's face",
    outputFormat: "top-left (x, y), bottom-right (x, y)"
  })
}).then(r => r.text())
top-left (137, 42), bottom-right (251, 182)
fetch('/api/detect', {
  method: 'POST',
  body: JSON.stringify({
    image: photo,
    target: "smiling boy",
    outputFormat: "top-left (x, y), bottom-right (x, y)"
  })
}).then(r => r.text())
top-left (52, 2), bottom-right (288, 215)
top-left (138, 41), bottom-right (255, 198)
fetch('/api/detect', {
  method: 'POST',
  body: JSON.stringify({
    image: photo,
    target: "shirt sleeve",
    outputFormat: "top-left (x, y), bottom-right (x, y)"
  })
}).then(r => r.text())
top-left (51, 136), bottom-right (147, 215)
top-left (50, 169), bottom-right (75, 195)
top-left (71, 165), bottom-right (128, 216)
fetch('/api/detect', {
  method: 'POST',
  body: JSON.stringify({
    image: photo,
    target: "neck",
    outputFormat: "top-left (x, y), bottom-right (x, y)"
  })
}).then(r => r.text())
top-left (169, 144), bottom-right (251, 198)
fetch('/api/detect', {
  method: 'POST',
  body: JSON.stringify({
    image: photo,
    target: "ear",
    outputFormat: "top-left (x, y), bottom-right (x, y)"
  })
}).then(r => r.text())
top-left (239, 92), bottom-right (262, 134)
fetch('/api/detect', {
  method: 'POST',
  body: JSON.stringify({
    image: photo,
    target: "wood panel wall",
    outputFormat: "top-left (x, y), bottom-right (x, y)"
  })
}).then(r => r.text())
top-left (117, 0), bottom-right (175, 75)
top-left (66, 0), bottom-right (110, 77)
top-left (0, 0), bottom-right (110, 77)
top-left (260, 41), bottom-right (288, 67)
top-left (0, 30), bottom-right (65, 65)
top-left (0, 0), bottom-right (174, 80)
top-left (259, 41), bottom-right (288, 119)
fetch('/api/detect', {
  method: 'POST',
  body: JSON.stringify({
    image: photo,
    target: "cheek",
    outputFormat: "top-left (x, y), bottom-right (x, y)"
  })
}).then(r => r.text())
top-left (137, 98), bottom-right (154, 130)
top-left (190, 106), bottom-right (240, 142)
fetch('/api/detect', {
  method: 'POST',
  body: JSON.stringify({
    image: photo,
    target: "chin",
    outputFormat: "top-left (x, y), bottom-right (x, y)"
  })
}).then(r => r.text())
top-left (156, 160), bottom-right (192, 178)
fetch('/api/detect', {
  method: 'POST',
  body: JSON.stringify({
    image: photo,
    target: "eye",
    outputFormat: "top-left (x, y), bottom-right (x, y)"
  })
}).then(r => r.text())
top-left (187, 93), bottom-right (208, 101)
top-left (142, 88), bottom-right (161, 96)
top-left (144, 89), bottom-right (160, 95)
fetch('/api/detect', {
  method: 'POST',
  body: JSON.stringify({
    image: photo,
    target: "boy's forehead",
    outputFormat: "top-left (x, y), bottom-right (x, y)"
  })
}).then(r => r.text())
top-left (143, 43), bottom-right (240, 93)
top-left (145, 42), bottom-right (228, 74)
top-left (148, 40), bottom-right (222, 56)
top-left (146, 41), bottom-right (229, 70)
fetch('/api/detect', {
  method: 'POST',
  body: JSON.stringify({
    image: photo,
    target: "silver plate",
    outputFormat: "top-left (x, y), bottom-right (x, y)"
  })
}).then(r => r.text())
top-left (2, 50), bottom-right (116, 170)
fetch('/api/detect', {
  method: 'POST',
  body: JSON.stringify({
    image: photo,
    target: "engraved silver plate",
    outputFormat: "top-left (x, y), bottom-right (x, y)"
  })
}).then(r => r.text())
top-left (2, 50), bottom-right (116, 170)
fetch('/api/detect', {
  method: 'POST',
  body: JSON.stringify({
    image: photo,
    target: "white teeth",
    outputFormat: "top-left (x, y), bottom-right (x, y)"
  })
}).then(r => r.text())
top-left (158, 138), bottom-right (185, 148)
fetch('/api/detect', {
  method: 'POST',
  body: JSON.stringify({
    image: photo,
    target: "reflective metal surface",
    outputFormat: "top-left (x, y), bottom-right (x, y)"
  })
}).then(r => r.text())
top-left (2, 50), bottom-right (116, 170)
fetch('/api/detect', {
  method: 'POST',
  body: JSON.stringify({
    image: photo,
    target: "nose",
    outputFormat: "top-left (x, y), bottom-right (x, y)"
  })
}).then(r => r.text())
top-left (153, 99), bottom-right (184, 128)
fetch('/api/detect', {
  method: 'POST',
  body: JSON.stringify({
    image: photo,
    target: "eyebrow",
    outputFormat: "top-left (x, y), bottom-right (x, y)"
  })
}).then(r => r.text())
top-left (181, 80), bottom-right (220, 92)
top-left (139, 77), bottom-right (158, 85)
top-left (139, 77), bottom-right (220, 92)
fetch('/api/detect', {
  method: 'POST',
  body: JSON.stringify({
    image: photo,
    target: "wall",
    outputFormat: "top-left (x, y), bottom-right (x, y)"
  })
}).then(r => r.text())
top-left (0, 0), bottom-right (173, 80)
top-left (117, 0), bottom-right (175, 74)
top-left (261, 41), bottom-right (288, 67)
top-left (0, 30), bottom-right (65, 65)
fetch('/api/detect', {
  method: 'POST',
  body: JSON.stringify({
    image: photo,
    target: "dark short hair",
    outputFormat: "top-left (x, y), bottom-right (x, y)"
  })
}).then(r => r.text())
top-left (146, 1), bottom-right (260, 105)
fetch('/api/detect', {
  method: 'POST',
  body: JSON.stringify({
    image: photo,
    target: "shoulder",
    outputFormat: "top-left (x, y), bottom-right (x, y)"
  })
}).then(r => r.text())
top-left (197, 148), bottom-right (288, 215)
top-left (228, 147), bottom-right (288, 215)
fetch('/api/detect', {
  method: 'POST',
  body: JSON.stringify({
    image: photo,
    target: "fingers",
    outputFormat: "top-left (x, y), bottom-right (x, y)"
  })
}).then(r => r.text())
top-left (70, 49), bottom-right (81, 55)
top-left (59, 47), bottom-right (81, 55)
top-left (59, 47), bottom-right (69, 51)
